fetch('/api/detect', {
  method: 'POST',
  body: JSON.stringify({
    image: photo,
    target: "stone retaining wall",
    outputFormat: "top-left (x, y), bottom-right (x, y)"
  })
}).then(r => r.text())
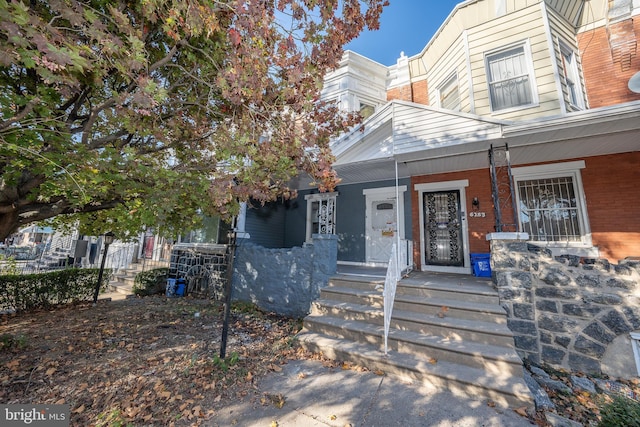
top-left (490, 235), bottom-right (640, 376)
top-left (232, 234), bottom-right (337, 318)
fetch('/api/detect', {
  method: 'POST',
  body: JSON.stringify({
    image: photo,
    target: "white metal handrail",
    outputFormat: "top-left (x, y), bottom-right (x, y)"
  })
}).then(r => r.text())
top-left (383, 243), bottom-right (400, 355)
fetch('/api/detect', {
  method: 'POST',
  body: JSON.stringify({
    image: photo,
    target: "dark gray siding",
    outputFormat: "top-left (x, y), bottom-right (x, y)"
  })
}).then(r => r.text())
top-left (283, 194), bottom-right (308, 248)
top-left (244, 200), bottom-right (287, 248)
top-left (334, 179), bottom-right (412, 263)
top-left (249, 180), bottom-right (412, 257)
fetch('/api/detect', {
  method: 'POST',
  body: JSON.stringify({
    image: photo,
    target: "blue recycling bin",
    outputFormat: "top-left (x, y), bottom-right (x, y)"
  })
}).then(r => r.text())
top-left (176, 278), bottom-right (186, 297)
top-left (166, 278), bottom-right (177, 297)
top-left (470, 253), bottom-right (491, 277)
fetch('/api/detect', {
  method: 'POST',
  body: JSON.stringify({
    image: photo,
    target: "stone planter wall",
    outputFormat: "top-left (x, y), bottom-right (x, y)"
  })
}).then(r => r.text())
top-left (490, 235), bottom-right (640, 376)
top-left (232, 234), bottom-right (337, 318)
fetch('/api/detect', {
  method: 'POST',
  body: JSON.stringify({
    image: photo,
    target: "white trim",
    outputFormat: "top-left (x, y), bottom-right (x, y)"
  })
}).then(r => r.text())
top-left (414, 180), bottom-right (470, 274)
top-left (415, 180), bottom-right (469, 192)
top-left (363, 186), bottom-right (407, 263)
top-left (558, 39), bottom-right (586, 110)
top-left (631, 332), bottom-right (640, 377)
top-left (363, 185), bottom-right (407, 196)
top-left (486, 232), bottom-right (530, 241)
top-left (436, 72), bottom-right (460, 111)
top-left (305, 192), bottom-right (338, 243)
top-left (542, 1), bottom-right (568, 115)
top-left (511, 161), bottom-right (592, 247)
top-left (463, 30), bottom-right (475, 114)
top-left (236, 202), bottom-right (250, 239)
top-left (511, 160), bottom-right (585, 177)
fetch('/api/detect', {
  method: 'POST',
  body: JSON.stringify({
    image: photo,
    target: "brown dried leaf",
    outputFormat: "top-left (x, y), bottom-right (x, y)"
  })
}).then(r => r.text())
top-left (514, 406), bottom-right (528, 417)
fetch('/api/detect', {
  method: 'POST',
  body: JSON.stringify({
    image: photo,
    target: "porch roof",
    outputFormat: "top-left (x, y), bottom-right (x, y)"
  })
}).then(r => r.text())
top-left (324, 100), bottom-right (640, 187)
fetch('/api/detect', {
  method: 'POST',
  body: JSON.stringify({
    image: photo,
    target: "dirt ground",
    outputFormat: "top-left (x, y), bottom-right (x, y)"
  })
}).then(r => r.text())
top-left (1, 296), bottom-right (307, 426)
top-left (1, 295), bottom-right (639, 426)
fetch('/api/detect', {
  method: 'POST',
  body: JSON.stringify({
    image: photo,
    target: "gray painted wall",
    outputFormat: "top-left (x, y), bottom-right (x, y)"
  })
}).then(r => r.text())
top-left (335, 179), bottom-right (412, 263)
top-left (244, 200), bottom-right (287, 248)
top-left (246, 179), bottom-right (413, 263)
top-left (232, 234), bottom-right (338, 317)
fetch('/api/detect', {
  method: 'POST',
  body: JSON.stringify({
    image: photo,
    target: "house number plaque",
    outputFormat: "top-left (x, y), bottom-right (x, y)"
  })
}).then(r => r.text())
top-left (469, 212), bottom-right (486, 217)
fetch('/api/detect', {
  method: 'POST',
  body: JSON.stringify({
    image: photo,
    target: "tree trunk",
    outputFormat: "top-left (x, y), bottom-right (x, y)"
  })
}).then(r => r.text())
top-left (0, 211), bottom-right (20, 242)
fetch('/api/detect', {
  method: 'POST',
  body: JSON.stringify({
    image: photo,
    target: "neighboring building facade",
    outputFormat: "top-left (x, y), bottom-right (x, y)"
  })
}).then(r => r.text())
top-left (242, 0), bottom-right (640, 274)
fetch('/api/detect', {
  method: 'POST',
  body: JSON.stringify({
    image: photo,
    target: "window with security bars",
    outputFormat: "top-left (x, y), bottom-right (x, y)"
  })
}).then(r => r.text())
top-left (517, 176), bottom-right (582, 242)
top-left (486, 45), bottom-right (534, 111)
top-left (305, 193), bottom-right (337, 243)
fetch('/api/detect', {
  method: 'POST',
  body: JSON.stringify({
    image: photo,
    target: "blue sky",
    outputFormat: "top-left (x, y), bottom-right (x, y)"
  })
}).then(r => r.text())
top-left (345, 1), bottom-right (462, 66)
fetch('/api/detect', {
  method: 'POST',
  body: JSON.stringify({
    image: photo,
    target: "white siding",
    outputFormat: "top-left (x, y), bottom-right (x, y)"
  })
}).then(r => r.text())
top-left (391, 103), bottom-right (503, 155)
top-left (467, 4), bottom-right (562, 119)
top-left (546, 5), bottom-right (588, 111)
top-left (545, 0), bottom-right (586, 26)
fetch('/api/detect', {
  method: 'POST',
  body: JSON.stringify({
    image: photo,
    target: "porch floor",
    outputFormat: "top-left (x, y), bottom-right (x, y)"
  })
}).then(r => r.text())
top-left (336, 264), bottom-right (494, 291)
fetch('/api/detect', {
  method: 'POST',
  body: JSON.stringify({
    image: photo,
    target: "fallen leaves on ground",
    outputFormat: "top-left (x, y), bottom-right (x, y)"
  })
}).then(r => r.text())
top-left (530, 367), bottom-right (640, 426)
top-left (0, 296), bottom-right (302, 426)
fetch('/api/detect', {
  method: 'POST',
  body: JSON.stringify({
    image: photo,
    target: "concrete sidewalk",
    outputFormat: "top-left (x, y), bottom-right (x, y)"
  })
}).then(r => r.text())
top-left (205, 359), bottom-right (533, 427)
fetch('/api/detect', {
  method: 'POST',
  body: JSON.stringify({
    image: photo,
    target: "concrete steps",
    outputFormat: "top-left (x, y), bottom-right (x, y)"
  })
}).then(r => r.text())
top-left (107, 260), bottom-right (169, 296)
top-left (298, 272), bottom-right (532, 408)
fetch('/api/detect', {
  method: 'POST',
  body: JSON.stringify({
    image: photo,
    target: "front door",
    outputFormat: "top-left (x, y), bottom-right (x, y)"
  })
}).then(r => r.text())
top-left (366, 198), bottom-right (397, 263)
top-left (364, 186), bottom-right (406, 264)
top-left (423, 190), bottom-right (464, 266)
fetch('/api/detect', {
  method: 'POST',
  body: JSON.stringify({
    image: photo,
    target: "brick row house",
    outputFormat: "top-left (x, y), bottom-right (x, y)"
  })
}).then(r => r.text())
top-left (241, 0), bottom-right (640, 273)
top-left (228, 0), bottom-right (640, 386)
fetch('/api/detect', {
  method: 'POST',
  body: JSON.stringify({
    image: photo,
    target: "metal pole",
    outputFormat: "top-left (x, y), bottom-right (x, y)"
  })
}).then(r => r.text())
top-left (93, 241), bottom-right (110, 304)
top-left (220, 218), bottom-right (238, 359)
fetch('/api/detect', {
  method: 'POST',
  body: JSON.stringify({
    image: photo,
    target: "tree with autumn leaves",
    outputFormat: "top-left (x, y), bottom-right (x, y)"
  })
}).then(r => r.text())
top-left (0, 0), bottom-right (387, 240)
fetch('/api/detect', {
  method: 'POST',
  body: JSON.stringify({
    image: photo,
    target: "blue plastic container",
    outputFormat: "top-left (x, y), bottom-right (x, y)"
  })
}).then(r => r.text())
top-left (470, 253), bottom-right (492, 277)
top-left (176, 279), bottom-right (186, 297)
top-left (166, 278), bottom-right (177, 297)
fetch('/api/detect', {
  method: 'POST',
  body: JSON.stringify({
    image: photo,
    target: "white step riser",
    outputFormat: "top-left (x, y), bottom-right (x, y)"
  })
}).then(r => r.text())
top-left (319, 289), bottom-right (383, 308)
top-left (328, 279), bottom-right (383, 291)
top-left (395, 287), bottom-right (499, 305)
top-left (393, 300), bottom-right (506, 324)
top-left (318, 292), bottom-right (506, 325)
top-left (297, 337), bottom-right (530, 408)
top-left (310, 303), bottom-right (513, 347)
top-left (302, 319), bottom-right (521, 376)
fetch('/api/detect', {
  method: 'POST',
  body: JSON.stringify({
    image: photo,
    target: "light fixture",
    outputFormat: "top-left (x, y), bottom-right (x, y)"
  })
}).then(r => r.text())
top-left (103, 231), bottom-right (115, 245)
top-left (472, 197), bottom-right (480, 210)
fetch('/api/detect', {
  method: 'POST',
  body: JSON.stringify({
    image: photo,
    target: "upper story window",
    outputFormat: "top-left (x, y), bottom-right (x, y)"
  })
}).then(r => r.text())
top-left (559, 42), bottom-right (585, 109)
top-left (359, 103), bottom-right (375, 119)
top-left (437, 74), bottom-right (460, 111)
top-left (485, 42), bottom-right (537, 112)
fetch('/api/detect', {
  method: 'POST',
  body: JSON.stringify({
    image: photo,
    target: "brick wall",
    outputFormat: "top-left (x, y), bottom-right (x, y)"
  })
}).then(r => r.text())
top-left (411, 169), bottom-right (495, 269)
top-left (409, 152), bottom-right (640, 269)
top-left (411, 79), bottom-right (429, 105)
top-left (579, 18), bottom-right (640, 108)
top-left (386, 80), bottom-right (429, 104)
top-left (386, 84), bottom-right (412, 102)
top-left (582, 152), bottom-right (640, 261)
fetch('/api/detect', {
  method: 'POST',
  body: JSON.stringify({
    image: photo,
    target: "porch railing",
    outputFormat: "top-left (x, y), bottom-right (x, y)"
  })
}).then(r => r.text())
top-left (398, 239), bottom-right (413, 276)
top-left (383, 243), bottom-right (400, 355)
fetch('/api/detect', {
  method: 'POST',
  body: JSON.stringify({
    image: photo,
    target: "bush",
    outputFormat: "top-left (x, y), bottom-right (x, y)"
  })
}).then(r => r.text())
top-left (132, 268), bottom-right (168, 296)
top-left (598, 396), bottom-right (640, 427)
top-left (0, 268), bottom-right (112, 312)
